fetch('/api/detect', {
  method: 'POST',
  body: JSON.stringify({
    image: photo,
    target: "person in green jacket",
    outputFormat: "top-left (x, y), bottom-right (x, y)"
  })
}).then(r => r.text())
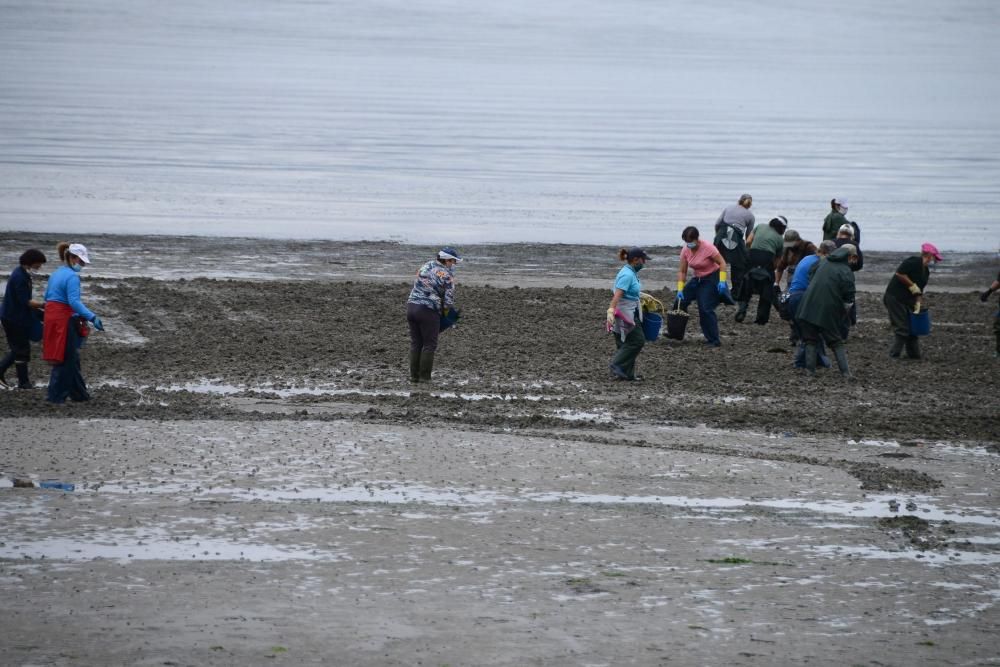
top-left (822, 197), bottom-right (849, 241)
top-left (796, 244), bottom-right (859, 378)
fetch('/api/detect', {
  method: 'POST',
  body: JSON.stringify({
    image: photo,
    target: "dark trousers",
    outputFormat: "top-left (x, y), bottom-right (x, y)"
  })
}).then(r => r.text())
top-left (680, 272), bottom-right (721, 345)
top-left (1, 318), bottom-right (31, 372)
top-left (883, 292), bottom-right (914, 337)
top-left (407, 303), bottom-right (440, 353)
top-left (611, 324), bottom-right (646, 379)
top-left (47, 316), bottom-right (90, 404)
top-left (994, 314), bottom-right (1000, 355)
top-left (739, 249), bottom-right (777, 324)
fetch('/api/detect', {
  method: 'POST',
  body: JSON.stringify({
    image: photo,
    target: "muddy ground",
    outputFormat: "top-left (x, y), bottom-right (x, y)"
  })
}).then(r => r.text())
top-left (1, 234), bottom-right (998, 665)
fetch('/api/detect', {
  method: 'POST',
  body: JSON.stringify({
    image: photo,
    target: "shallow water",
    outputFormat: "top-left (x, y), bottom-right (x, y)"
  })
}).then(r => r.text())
top-left (1, 0), bottom-right (999, 250)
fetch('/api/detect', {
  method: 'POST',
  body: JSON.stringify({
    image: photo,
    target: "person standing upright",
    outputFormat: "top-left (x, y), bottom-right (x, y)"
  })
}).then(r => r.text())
top-left (0, 248), bottom-right (47, 389)
top-left (607, 247), bottom-right (650, 381)
top-left (43, 242), bottom-right (104, 404)
top-left (676, 227), bottom-right (731, 347)
top-left (883, 243), bottom-right (942, 360)
top-left (822, 197), bottom-right (849, 241)
top-left (406, 247), bottom-right (461, 383)
top-left (714, 194), bottom-right (754, 307)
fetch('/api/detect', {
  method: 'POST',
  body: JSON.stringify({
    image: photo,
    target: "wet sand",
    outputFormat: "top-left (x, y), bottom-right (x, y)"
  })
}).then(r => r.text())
top-left (1, 234), bottom-right (998, 665)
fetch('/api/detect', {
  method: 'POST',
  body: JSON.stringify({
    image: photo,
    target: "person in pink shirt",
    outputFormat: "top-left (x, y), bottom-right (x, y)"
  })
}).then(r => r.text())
top-left (676, 226), bottom-right (733, 347)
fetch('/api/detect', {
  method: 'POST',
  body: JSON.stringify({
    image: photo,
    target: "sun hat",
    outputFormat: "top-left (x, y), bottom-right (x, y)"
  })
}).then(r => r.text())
top-left (921, 242), bottom-right (943, 262)
top-left (68, 243), bottom-right (91, 264)
top-left (438, 247), bottom-right (462, 262)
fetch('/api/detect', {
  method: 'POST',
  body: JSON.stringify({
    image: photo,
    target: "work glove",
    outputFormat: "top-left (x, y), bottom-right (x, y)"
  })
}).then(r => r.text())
top-left (606, 307), bottom-right (616, 328)
top-left (981, 289), bottom-right (993, 303)
top-left (442, 306), bottom-right (450, 316)
top-left (908, 283), bottom-right (922, 296)
top-left (91, 316), bottom-right (104, 331)
top-left (676, 281), bottom-right (686, 303)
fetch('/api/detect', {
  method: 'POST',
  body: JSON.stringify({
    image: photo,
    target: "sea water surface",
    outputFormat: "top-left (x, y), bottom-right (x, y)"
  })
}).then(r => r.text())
top-left (1, 0), bottom-right (999, 251)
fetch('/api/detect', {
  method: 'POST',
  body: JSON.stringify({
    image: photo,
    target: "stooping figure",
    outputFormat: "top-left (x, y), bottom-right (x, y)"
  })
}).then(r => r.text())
top-left (795, 243), bottom-right (859, 379)
top-left (676, 227), bottom-right (731, 347)
top-left (406, 247), bottom-right (461, 383)
top-left (883, 243), bottom-right (942, 360)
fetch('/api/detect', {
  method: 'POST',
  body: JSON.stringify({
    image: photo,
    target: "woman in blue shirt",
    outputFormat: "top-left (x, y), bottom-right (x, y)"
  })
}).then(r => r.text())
top-left (42, 242), bottom-right (104, 404)
top-left (0, 248), bottom-right (47, 389)
top-left (606, 247), bottom-right (650, 381)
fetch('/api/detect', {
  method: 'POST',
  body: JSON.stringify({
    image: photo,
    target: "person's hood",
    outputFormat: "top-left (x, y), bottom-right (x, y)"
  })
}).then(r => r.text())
top-left (827, 246), bottom-right (854, 263)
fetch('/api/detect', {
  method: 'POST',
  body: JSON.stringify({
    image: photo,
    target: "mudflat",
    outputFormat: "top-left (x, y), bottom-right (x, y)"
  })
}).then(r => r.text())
top-left (1, 235), bottom-right (998, 666)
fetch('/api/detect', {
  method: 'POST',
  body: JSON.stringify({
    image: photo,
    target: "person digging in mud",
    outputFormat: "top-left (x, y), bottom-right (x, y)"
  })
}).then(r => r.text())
top-left (607, 247), bottom-right (650, 380)
top-left (675, 226), bottom-right (731, 347)
top-left (883, 242), bottom-right (942, 360)
top-left (833, 222), bottom-right (864, 338)
top-left (980, 270), bottom-right (1000, 357)
top-left (42, 242), bottom-right (104, 404)
top-left (713, 193), bottom-right (754, 306)
top-left (0, 248), bottom-right (47, 390)
top-left (787, 240), bottom-right (836, 369)
top-left (736, 215), bottom-right (786, 325)
top-left (406, 247), bottom-right (461, 383)
top-left (795, 243), bottom-right (859, 379)
top-left (774, 229), bottom-right (816, 291)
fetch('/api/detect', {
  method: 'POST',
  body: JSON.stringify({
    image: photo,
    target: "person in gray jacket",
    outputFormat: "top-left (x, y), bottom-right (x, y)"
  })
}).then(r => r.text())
top-left (795, 244), bottom-right (859, 379)
top-left (713, 194), bottom-right (754, 306)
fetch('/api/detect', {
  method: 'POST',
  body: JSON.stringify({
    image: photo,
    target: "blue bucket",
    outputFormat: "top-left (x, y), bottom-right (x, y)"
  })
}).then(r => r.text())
top-left (910, 308), bottom-right (931, 336)
top-left (440, 308), bottom-right (460, 331)
top-left (642, 312), bottom-right (663, 341)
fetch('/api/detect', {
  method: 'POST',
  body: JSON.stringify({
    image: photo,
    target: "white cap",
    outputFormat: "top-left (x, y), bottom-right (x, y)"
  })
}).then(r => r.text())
top-left (833, 197), bottom-right (849, 209)
top-left (68, 243), bottom-right (91, 264)
top-left (837, 223), bottom-right (855, 239)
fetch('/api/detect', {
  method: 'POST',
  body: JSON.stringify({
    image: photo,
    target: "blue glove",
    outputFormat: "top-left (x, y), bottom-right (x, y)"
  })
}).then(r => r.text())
top-left (717, 282), bottom-right (730, 296)
top-left (91, 316), bottom-right (104, 331)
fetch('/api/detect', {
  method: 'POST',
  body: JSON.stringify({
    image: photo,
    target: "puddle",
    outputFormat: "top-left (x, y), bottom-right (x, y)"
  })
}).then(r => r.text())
top-left (0, 528), bottom-right (348, 563)
top-left (810, 544), bottom-right (1000, 567)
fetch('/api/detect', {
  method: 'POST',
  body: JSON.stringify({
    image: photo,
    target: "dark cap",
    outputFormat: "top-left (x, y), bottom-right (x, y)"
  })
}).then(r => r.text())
top-left (627, 247), bottom-right (650, 261)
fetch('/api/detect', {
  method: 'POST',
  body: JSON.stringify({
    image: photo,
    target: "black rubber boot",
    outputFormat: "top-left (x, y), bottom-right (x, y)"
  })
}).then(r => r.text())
top-left (804, 343), bottom-right (818, 376)
top-left (409, 351), bottom-right (421, 383)
top-left (735, 302), bottom-right (748, 323)
top-left (15, 362), bottom-right (30, 389)
top-left (905, 336), bottom-right (921, 359)
top-left (889, 335), bottom-right (906, 358)
top-left (832, 343), bottom-right (853, 380)
top-left (418, 351), bottom-right (435, 383)
top-left (0, 350), bottom-right (12, 388)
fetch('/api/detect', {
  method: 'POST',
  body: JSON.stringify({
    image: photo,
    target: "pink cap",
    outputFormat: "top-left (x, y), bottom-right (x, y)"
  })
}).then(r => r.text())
top-left (921, 242), bottom-right (942, 261)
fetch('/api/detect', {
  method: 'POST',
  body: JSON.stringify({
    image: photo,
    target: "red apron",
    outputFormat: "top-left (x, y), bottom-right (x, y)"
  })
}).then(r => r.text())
top-left (42, 302), bottom-right (89, 364)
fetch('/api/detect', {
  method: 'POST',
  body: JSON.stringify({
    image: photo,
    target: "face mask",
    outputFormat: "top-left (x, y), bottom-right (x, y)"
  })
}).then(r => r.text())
top-left (686, 242), bottom-right (698, 249)
top-left (70, 263), bottom-right (82, 273)
top-left (633, 263), bottom-right (643, 272)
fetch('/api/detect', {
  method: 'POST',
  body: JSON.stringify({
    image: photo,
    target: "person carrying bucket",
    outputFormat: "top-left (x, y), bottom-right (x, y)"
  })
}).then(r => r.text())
top-left (406, 247), bottom-right (461, 383)
top-left (606, 247), bottom-right (650, 381)
top-left (675, 226), bottom-right (732, 347)
top-left (883, 242), bottom-right (942, 360)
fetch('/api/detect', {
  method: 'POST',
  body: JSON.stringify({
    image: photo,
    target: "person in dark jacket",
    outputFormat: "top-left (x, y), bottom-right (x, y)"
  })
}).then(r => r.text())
top-left (713, 194), bottom-right (754, 306)
top-left (822, 197), bottom-right (849, 241)
top-left (796, 244), bottom-right (859, 378)
top-left (0, 249), bottom-right (47, 389)
top-left (775, 229), bottom-right (817, 290)
top-left (883, 243), bottom-right (942, 360)
top-left (980, 271), bottom-right (1000, 357)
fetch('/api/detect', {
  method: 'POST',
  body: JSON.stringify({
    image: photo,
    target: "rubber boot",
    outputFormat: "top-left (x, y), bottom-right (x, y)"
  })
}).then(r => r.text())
top-left (409, 351), bottom-right (421, 383)
top-left (804, 342), bottom-right (818, 376)
top-left (15, 362), bottom-right (30, 389)
top-left (0, 350), bottom-right (12, 388)
top-left (889, 334), bottom-right (906, 359)
top-left (905, 336), bottom-right (921, 359)
top-left (832, 343), bottom-right (853, 380)
top-left (418, 351), bottom-right (435, 383)
top-left (735, 302), bottom-right (748, 323)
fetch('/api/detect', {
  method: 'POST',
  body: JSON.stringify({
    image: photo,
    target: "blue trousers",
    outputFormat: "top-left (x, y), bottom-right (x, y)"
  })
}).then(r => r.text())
top-left (681, 273), bottom-right (721, 345)
top-left (47, 316), bottom-right (90, 404)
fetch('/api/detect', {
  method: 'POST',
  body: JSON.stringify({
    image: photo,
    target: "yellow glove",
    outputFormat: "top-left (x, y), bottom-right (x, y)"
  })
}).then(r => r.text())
top-left (719, 271), bottom-right (727, 283)
top-left (913, 302), bottom-right (922, 314)
top-left (676, 280), bottom-right (685, 293)
top-left (606, 307), bottom-right (615, 326)
top-left (908, 283), bottom-right (922, 295)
